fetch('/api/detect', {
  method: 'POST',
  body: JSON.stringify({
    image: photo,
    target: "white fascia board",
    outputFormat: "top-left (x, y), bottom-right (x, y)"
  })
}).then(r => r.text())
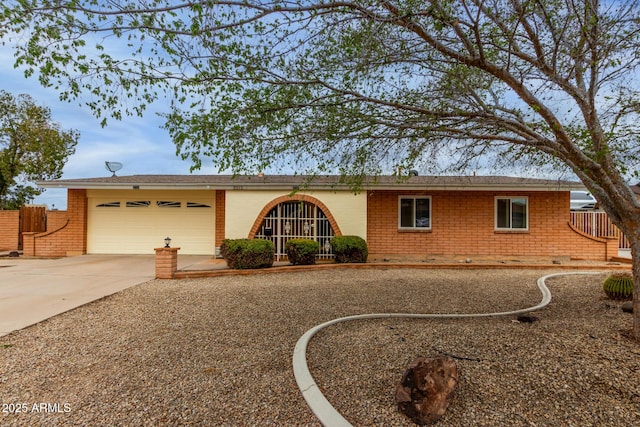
top-left (37, 180), bottom-right (586, 192)
top-left (36, 183), bottom-right (345, 191)
top-left (37, 183), bottom-right (220, 190)
top-left (367, 183), bottom-right (587, 191)
top-left (35, 181), bottom-right (354, 191)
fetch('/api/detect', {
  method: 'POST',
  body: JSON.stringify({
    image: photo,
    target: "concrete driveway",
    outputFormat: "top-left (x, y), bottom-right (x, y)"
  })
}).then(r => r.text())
top-left (0, 254), bottom-right (208, 337)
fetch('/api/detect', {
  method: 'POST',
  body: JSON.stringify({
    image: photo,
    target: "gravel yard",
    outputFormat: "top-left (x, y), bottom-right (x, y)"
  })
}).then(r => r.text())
top-left (1, 268), bottom-right (639, 426)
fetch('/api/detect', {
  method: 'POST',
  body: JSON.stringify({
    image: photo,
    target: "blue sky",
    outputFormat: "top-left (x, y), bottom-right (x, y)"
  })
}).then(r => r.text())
top-left (0, 45), bottom-right (222, 209)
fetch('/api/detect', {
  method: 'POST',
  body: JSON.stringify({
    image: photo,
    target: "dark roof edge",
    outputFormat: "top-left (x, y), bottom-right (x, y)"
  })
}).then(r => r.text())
top-left (37, 174), bottom-right (586, 191)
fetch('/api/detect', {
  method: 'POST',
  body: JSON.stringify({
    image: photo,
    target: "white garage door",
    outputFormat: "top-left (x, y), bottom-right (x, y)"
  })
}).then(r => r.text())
top-left (88, 196), bottom-right (215, 255)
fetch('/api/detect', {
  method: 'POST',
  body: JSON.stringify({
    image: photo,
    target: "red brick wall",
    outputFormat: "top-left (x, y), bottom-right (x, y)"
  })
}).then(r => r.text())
top-left (215, 190), bottom-right (226, 248)
top-left (47, 210), bottom-right (68, 231)
top-left (27, 189), bottom-right (87, 257)
top-left (17, 187), bottom-right (616, 260)
top-left (0, 210), bottom-right (19, 250)
top-left (366, 190), bottom-right (611, 261)
top-left (155, 247), bottom-right (179, 279)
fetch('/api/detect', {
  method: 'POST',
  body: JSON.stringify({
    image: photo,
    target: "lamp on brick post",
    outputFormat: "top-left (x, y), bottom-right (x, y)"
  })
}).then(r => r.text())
top-left (155, 237), bottom-right (179, 279)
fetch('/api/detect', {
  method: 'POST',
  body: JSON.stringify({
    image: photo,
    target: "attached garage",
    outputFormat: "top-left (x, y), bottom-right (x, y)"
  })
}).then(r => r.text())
top-left (87, 189), bottom-right (215, 254)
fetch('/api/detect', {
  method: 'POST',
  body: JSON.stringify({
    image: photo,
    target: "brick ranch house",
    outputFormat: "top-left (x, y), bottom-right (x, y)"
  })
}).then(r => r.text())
top-left (3, 174), bottom-right (625, 261)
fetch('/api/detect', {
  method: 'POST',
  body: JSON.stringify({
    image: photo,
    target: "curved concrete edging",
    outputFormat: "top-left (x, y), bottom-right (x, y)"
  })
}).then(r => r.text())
top-left (292, 271), bottom-right (602, 426)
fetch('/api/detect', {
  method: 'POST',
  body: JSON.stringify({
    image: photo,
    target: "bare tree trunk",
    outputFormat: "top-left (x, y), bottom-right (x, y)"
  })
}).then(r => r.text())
top-left (578, 174), bottom-right (640, 342)
top-left (612, 202), bottom-right (640, 341)
top-left (631, 237), bottom-right (640, 342)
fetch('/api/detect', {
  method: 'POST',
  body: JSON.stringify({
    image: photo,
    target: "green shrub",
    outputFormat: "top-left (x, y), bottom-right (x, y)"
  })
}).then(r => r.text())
top-left (602, 272), bottom-right (634, 300)
top-left (220, 238), bottom-right (274, 269)
top-left (285, 239), bottom-right (320, 265)
top-left (330, 235), bottom-right (368, 263)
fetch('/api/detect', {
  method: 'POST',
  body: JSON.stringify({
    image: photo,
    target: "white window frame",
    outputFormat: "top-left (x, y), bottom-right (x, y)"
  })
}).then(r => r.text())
top-left (398, 196), bottom-right (432, 230)
top-left (495, 196), bottom-right (529, 231)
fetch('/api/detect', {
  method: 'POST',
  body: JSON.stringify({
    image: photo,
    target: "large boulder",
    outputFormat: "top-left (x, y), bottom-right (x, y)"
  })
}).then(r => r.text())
top-left (395, 356), bottom-right (459, 425)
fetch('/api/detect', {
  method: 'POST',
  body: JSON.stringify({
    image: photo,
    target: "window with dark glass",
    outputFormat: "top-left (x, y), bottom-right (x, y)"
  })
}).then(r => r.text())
top-left (126, 200), bottom-right (151, 208)
top-left (186, 202), bottom-right (211, 208)
top-left (399, 197), bottom-right (431, 229)
top-left (96, 201), bottom-right (120, 208)
top-left (496, 197), bottom-right (528, 230)
top-left (157, 201), bottom-right (181, 208)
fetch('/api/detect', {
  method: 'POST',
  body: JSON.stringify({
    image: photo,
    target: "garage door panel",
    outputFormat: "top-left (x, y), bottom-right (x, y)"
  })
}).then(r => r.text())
top-left (88, 198), bottom-right (215, 255)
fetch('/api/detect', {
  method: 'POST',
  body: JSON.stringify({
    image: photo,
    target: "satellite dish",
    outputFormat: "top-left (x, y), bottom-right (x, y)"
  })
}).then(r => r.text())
top-left (105, 161), bottom-right (123, 177)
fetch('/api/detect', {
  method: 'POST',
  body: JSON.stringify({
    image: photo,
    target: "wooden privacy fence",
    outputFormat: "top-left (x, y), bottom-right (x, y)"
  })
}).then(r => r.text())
top-left (19, 206), bottom-right (47, 249)
top-left (570, 211), bottom-right (630, 249)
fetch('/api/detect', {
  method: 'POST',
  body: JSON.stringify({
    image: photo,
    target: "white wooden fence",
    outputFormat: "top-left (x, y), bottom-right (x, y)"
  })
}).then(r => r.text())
top-left (570, 211), bottom-right (630, 249)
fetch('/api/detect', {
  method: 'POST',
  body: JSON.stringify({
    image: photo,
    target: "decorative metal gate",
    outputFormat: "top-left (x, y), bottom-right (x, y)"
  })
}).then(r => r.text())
top-left (254, 201), bottom-right (335, 260)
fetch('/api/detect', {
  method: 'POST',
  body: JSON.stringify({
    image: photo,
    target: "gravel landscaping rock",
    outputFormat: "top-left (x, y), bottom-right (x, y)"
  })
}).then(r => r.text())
top-left (1, 269), bottom-right (639, 426)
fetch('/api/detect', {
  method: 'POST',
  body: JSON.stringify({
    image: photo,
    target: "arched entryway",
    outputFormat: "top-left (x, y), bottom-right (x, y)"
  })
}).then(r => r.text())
top-left (250, 196), bottom-right (341, 260)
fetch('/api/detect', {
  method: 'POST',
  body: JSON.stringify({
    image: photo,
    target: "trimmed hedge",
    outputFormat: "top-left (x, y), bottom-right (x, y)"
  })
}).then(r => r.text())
top-left (220, 238), bottom-right (274, 269)
top-left (330, 235), bottom-right (368, 263)
top-left (285, 239), bottom-right (320, 265)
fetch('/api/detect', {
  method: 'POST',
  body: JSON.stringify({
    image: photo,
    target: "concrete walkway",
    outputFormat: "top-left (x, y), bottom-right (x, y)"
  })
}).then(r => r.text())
top-left (0, 254), bottom-right (208, 337)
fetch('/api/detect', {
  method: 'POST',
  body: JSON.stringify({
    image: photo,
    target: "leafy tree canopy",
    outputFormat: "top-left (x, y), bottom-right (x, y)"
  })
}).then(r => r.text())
top-left (0, 1), bottom-right (638, 181)
top-left (2, 0), bottom-right (640, 336)
top-left (0, 91), bottom-right (78, 209)
top-left (1, 2), bottom-right (639, 182)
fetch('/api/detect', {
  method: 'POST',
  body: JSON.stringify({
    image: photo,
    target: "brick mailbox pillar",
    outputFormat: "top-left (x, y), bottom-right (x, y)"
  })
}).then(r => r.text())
top-left (154, 247), bottom-right (180, 279)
